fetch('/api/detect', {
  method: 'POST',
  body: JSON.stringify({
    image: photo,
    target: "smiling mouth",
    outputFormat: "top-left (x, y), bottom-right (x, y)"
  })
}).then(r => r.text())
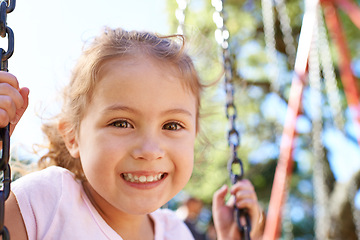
top-left (121, 173), bottom-right (167, 183)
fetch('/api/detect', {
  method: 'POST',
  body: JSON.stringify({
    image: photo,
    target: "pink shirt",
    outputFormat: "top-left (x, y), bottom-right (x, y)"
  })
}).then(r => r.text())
top-left (12, 166), bottom-right (194, 240)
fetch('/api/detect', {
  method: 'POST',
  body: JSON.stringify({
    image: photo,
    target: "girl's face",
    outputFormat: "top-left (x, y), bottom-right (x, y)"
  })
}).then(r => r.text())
top-left (68, 56), bottom-right (197, 217)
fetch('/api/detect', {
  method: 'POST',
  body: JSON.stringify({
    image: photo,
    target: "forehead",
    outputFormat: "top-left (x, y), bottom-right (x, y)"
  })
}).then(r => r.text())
top-left (98, 55), bottom-right (180, 81)
top-left (92, 56), bottom-right (196, 107)
top-left (98, 55), bottom-right (196, 92)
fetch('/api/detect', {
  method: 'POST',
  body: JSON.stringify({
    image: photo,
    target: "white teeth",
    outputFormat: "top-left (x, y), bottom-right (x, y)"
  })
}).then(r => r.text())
top-left (123, 173), bottom-right (164, 183)
top-left (139, 176), bottom-right (146, 183)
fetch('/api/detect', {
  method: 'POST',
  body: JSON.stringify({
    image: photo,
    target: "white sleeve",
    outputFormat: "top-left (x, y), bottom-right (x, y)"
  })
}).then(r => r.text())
top-left (11, 166), bottom-right (65, 240)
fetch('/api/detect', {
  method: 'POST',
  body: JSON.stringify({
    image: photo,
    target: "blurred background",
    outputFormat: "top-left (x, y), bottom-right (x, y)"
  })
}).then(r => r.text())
top-left (6, 0), bottom-right (360, 239)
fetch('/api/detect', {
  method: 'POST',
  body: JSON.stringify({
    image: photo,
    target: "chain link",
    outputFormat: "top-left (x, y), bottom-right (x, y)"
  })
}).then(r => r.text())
top-left (211, 0), bottom-right (251, 238)
top-left (308, 7), bottom-right (331, 238)
top-left (348, 179), bottom-right (360, 239)
top-left (261, 0), bottom-right (297, 92)
top-left (317, 6), bottom-right (360, 239)
top-left (317, 7), bottom-right (345, 130)
top-left (261, 0), bottom-right (279, 93)
top-left (0, 0), bottom-right (15, 239)
top-left (274, 0), bottom-right (296, 69)
top-left (175, 0), bottom-right (189, 35)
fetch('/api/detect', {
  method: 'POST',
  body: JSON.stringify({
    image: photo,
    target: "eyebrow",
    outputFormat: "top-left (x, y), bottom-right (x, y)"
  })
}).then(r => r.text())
top-left (102, 104), bottom-right (193, 117)
top-left (102, 104), bottom-right (138, 114)
top-left (161, 108), bottom-right (193, 117)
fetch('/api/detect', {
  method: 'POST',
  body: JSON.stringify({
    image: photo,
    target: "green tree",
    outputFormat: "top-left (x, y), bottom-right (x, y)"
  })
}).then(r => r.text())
top-left (166, 0), bottom-right (360, 239)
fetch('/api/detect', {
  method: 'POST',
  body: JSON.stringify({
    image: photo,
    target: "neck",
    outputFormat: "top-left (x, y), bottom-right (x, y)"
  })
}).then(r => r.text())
top-left (82, 182), bottom-right (155, 240)
top-left (108, 213), bottom-right (154, 240)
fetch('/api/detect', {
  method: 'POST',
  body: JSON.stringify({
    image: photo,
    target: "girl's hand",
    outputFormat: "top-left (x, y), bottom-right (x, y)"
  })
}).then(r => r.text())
top-left (0, 71), bottom-right (29, 136)
top-left (212, 180), bottom-right (265, 240)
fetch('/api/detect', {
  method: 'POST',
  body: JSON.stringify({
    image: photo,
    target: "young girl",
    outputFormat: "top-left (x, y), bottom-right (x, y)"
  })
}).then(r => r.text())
top-left (2, 27), bottom-right (264, 239)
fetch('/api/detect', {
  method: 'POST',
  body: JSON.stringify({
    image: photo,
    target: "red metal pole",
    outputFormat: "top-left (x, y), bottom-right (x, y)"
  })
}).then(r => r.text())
top-left (321, 0), bottom-right (360, 146)
top-left (320, 0), bottom-right (360, 30)
top-left (262, 1), bottom-right (317, 238)
top-left (264, 0), bottom-right (360, 239)
top-left (335, 0), bottom-right (360, 30)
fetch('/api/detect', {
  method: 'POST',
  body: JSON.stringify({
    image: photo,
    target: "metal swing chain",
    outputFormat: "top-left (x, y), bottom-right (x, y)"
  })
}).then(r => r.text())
top-left (211, 0), bottom-right (251, 238)
top-left (317, 6), bottom-right (345, 130)
top-left (308, 7), bottom-right (330, 238)
top-left (316, 6), bottom-right (360, 239)
top-left (261, 0), bottom-right (279, 93)
top-left (274, 0), bottom-right (296, 69)
top-left (0, 0), bottom-right (15, 239)
top-left (175, 0), bottom-right (189, 35)
top-left (348, 178), bottom-right (360, 239)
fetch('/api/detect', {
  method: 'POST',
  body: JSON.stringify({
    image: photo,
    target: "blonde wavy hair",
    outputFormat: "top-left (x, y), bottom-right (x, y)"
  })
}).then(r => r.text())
top-left (38, 27), bottom-right (203, 181)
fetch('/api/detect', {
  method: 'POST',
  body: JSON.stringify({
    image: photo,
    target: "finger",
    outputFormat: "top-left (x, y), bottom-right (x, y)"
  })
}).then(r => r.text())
top-left (15, 88), bottom-right (29, 123)
top-left (0, 95), bottom-right (17, 127)
top-left (0, 84), bottom-right (25, 125)
top-left (0, 109), bottom-right (9, 128)
top-left (230, 179), bottom-right (254, 195)
top-left (0, 72), bottom-right (19, 89)
top-left (0, 83), bottom-right (25, 112)
top-left (235, 198), bottom-right (258, 210)
top-left (226, 194), bottom-right (236, 207)
top-left (235, 198), bottom-right (263, 229)
top-left (212, 185), bottom-right (228, 211)
top-left (17, 87), bottom-right (29, 119)
top-left (0, 87), bottom-right (28, 128)
top-left (235, 189), bottom-right (257, 202)
top-left (9, 87), bottom-right (29, 135)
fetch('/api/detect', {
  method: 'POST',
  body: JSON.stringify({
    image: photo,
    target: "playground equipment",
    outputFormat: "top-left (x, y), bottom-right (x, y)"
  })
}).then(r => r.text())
top-left (0, 0), bottom-right (15, 239)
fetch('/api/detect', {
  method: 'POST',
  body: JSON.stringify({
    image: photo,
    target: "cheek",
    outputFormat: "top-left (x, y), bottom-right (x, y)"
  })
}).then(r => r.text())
top-left (78, 134), bottom-right (122, 171)
top-left (176, 155), bottom-right (194, 193)
top-left (185, 156), bottom-right (194, 181)
top-left (79, 141), bottom-right (124, 190)
top-left (173, 140), bottom-right (195, 183)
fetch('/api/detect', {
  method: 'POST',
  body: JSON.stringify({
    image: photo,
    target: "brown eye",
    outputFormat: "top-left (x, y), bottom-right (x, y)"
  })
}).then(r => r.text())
top-left (163, 122), bottom-right (183, 131)
top-left (111, 120), bottom-right (133, 128)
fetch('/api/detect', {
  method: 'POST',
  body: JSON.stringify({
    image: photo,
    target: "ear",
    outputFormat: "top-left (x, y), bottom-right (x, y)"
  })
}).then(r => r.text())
top-left (58, 121), bottom-right (80, 158)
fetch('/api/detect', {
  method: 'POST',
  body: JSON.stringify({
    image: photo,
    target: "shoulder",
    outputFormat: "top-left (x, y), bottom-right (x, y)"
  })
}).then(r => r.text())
top-left (11, 166), bottom-right (81, 240)
top-left (11, 165), bottom-right (80, 213)
top-left (12, 166), bottom-right (78, 196)
top-left (12, 165), bottom-right (74, 186)
top-left (151, 208), bottom-right (194, 240)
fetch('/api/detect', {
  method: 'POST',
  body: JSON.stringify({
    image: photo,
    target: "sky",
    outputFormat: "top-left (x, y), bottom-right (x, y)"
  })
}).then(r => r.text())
top-left (6, 0), bottom-right (171, 159)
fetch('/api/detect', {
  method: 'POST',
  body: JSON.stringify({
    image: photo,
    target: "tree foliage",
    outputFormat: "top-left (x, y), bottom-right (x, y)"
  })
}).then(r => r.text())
top-left (166, 0), bottom-right (360, 238)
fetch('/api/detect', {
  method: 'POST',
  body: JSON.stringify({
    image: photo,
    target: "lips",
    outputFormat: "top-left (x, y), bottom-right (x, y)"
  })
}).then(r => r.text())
top-left (121, 172), bottom-right (167, 183)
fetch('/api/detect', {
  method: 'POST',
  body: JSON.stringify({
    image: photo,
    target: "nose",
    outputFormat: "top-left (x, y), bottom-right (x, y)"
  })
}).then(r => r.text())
top-left (131, 134), bottom-right (165, 161)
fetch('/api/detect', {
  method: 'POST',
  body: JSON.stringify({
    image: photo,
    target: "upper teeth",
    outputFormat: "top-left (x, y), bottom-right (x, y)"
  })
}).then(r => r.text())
top-left (122, 173), bottom-right (164, 183)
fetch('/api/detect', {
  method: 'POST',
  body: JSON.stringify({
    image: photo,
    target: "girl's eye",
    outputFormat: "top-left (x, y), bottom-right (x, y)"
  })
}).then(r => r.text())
top-left (163, 122), bottom-right (184, 131)
top-left (110, 120), bottom-right (133, 128)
